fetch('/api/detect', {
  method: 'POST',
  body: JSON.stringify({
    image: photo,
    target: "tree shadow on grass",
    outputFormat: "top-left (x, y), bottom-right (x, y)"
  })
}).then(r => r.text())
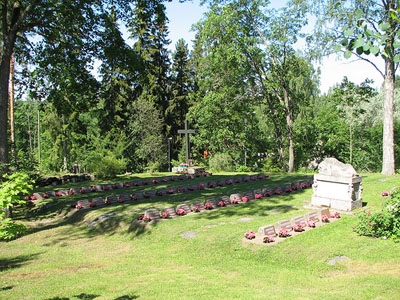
top-left (21, 174), bottom-right (313, 242)
top-left (0, 252), bottom-right (43, 272)
top-left (43, 294), bottom-right (139, 300)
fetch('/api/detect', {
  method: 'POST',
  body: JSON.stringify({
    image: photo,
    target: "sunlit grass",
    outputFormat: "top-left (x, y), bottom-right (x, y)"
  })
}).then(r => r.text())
top-left (1, 173), bottom-right (399, 299)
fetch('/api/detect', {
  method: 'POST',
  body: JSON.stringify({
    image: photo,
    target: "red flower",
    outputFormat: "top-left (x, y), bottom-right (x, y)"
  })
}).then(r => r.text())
top-left (242, 196), bottom-right (249, 203)
top-left (55, 192), bottom-right (63, 197)
top-left (263, 236), bottom-right (275, 243)
top-left (243, 178), bottom-right (249, 182)
top-left (250, 176), bottom-right (256, 181)
top-left (321, 215), bottom-right (329, 223)
top-left (142, 216), bottom-right (151, 222)
top-left (89, 202), bottom-right (97, 208)
top-left (192, 205), bottom-right (200, 212)
top-left (31, 195), bottom-right (37, 200)
top-left (124, 183), bottom-right (130, 188)
top-left (75, 203), bottom-right (83, 209)
top-left (80, 189), bottom-right (86, 194)
top-left (162, 178), bottom-right (168, 182)
top-left (198, 184), bottom-right (205, 190)
top-left (285, 187), bottom-right (292, 193)
top-left (274, 189), bottom-right (281, 195)
top-left (306, 219), bottom-right (316, 228)
top-left (152, 179), bottom-right (159, 184)
top-left (161, 212), bottom-right (170, 218)
top-left (188, 186), bottom-right (194, 191)
top-left (117, 198), bottom-right (126, 203)
top-left (176, 209), bottom-right (187, 215)
top-left (232, 199), bottom-right (239, 204)
top-left (293, 224), bottom-right (305, 232)
top-left (226, 180), bottom-right (232, 185)
top-left (218, 201), bottom-right (226, 207)
top-left (205, 203), bottom-right (214, 210)
top-left (278, 228), bottom-right (291, 237)
top-left (167, 189), bottom-right (174, 194)
top-left (134, 182), bottom-right (141, 186)
top-left (234, 179), bottom-right (240, 183)
top-left (137, 214), bottom-right (144, 220)
top-left (255, 194), bottom-right (262, 199)
top-left (264, 192), bottom-right (271, 197)
top-left (90, 187), bottom-right (96, 192)
top-left (244, 230), bottom-right (256, 240)
top-left (43, 193), bottom-right (49, 198)
top-left (131, 195), bottom-right (138, 201)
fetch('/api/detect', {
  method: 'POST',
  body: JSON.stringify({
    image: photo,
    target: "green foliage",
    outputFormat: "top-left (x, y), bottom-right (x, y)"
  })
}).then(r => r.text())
top-left (235, 165), bottom-right (250, 172)
top-left (208, 153), bottom-right (234, 172)
top-left (0, 173), bottom-right (33, 218)
top-left (0, 219), bottom-right (31, 241)
top-left (261, 158), bottom-right (283, 173)
top-left (353, 188), bottom-right (400, 240)
top-left (87, 154), bottom-right (127, 179)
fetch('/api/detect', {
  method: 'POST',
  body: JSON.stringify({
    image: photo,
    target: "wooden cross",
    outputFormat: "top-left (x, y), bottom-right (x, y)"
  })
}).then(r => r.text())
top-left (178, 120), bottom-right (195, 166)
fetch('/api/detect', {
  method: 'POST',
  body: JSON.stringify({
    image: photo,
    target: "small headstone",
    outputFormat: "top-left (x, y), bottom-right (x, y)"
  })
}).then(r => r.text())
top-left (176, 204), bottom-right (191, 214)
top-left (113, 182), bottom-right (124, 189)
top-left (80, 187), bottom-right (91, 193)
top-left (135, 192), bottom-right (144, 199)
top-left (205, 198), bottom-right (218, 207)
top-left (177, 186), bottom-right (187, 193)
top-left (46, 191), bottom-right (56, 198)
top-left (57, 189), bottom-right (69, 196)
top-left (70, 188), bottom-right (80, 195)
top-left (102, 184), bottom-right (112, 191)
top-left (242, 176), bottom-right (250, 182)
top-left (105, 195), bottom-right (118, 205)
top-left (207, 181), bottom-right (217, 188)
top-left (77, 199), bottom-right (90, 209)
top-left (327, 256), bottom-right (351, 266)
top-left (145, 209), bottom-right (161, 221)
top-left (230, 193), bottom-right (242, 202)
top-left (156, 189), bottom-right (166, 196)
top-left (243, 191), bottom-right (255, 201)
top-left (93, 185), bottom-right (103, 192)
top-left (33, 192), bottom-right (43, 201)
top-left (238, 217), bottom-right (254, 222)
top-left (119, 193), bottom-right (130, 202)
top-left (191, 201), bottom-right (205, 211)
top-left (180, 231), bottom-right (198, 239)
top-left (318, 208), bottom-right (331, 219)
top-left (305, 211), bottom-right (319, 223)
top-left (219, 195), bottom-right (231, 204)
top-left (98, 213), bottom-right (115, 222)
top-left (187, 185), bottom-right (198, 191)
top-left (258, 225), bottom-right (276, 236)
top-left (162, 207), bottom-right (177, 218)
top-left (291, 215), bottom-right (306, 226)
top-left (93, 197), bottom-right (105, 206)
top-left (275, 219), bottom-right (292, 232)
top-left (269, 208), bottom-right (281, 214)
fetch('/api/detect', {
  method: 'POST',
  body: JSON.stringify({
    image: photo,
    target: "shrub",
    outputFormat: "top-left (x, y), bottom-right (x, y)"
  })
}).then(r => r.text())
top-left (353, 188), bottom-right (400, 240)
top-left (208, 153), bottom-right (234, 172)
top-left (0, 219), bottom-right (31, 241)
top-left (87, 153), bottom-right (127, 178)
top-left (236, 165), bottom-right (250, 172)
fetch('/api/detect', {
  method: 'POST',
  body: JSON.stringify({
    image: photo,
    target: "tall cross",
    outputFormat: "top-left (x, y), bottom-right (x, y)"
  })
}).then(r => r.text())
top-left (178, 120), bottom-right (195, 166)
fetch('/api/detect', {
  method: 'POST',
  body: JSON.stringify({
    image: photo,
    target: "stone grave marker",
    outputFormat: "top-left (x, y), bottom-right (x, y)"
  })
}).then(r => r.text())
top-left (176, 204), bottom-right (191, 214)
top-left (80, 186), bottom-right (91, 194)
top-left (243, 191), bottom-right (255, 200)
top-left (187, 185), bottom-right (197, 192)
top-left (93, 197), bottom-right (105, 206)
top-left (219, 195), bottom-right (231, 205)
top-left (191, 201), bottom-right (205, 211)
top-left (70, 188), bottom-right (80, 195)
top-left (230, 193), bottom-right (242, 202)
top-left (233, 177), bottom-right (241, 183)
top-left (162, 207), bottom-right (177, 218)
top-left (311, 157), bottom-right (363, 211)
top-left (46, 191), bottom-right (56, 198)
top-left (275, 219), bottom-right (293, 232)
top-left (33, 192), bottom-right (43, 200)
top-left (205, 198), bottom-right (218, 208)
top-left (57, 189), bottom-right (69, 196)
top-left (102, 184), bottom-right (112, 191)
top-left (217, 180), bottom-right (225, 187)
top-left (156, 189), bottom-right (166, 196)
top-left (242, 176), bottom-right (250, 182)
top-left (93, 185), bottom-right (103, 192)
top-left (250, 175), bottom-right (257, 181)
top-left (135, 192), bottom-right (144, 199)
top-left (177, 186), bottom-right (187, 193)
top-left (273, 186), bottom-right (283, 195)
top-left (258, 225), bottom-right (276, 237)
top-left (291, 215), bottom-right (306, 226)
top-left (207, 181), bottom-right (217, 188)
top-left (113, 182), bottom-right (124, 189)
top-left (305, 211), bottom-right (319, 223)
top-left (105, 195), bottom-right (118, 205)
top-left (119, 193), bottom-right (130, 202)
top-left (77, 199), bottom-right (90, 209)
top-left (145, 209), bottom-right (161, 221)
top-left (262, 187), bottom-right (272, 197)
top-left (167, 187), bottom-right (176, 194)
top-left (318, 208), bottom-right (331, 219)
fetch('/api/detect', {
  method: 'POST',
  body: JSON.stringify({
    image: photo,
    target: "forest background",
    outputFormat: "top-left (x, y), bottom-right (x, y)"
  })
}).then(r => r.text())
top-left (2, 0), bottom-right (400, 179)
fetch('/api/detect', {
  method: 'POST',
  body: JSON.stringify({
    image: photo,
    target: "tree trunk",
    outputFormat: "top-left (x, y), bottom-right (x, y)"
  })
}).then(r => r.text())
top-left (0, 55), bottom-right (11, 168)
top-left (9, 53), bottom-right (15, 158)
top-left (283, 89), bottom-right (294, 173)
top-left (382, 58), bottom-right (395, 175)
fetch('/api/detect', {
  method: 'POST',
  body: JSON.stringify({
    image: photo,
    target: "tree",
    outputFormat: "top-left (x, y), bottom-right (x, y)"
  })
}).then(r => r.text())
top-left (165, 38), bottom-right (194, 160)
top-left (311, 0), bottom-right (399, 174)
top-left (0, 1), bottom-right (134, 168)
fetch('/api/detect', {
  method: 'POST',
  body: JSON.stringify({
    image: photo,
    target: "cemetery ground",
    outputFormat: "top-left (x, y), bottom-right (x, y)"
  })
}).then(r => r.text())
top-left (1, 173), bottom-right (400, 300)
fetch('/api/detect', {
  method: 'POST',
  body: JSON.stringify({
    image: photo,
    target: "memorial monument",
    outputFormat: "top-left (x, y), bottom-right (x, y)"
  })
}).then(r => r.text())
top-left (311, 157), bottom-right (363, 211)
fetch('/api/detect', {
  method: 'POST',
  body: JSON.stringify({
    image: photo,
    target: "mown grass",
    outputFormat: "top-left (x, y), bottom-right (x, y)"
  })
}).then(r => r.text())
top-left (1, 172), bottom-right (399, 300)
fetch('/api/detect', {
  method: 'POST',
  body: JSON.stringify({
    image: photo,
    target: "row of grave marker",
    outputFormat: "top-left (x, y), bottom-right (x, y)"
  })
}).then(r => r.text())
top-left (130, 181), bottom-right (314, 222)
top-left (27, 172), bottom-right (215, 201)
top-left (74, 177), bottom-right (312, 210)
top-left (244, 208), bottom-right (340, 244)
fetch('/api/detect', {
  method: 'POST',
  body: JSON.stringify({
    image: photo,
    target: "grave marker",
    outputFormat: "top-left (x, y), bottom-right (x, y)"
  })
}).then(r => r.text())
top-left (176, 204), bottom-right (191, 214)
top-left (291, 215), bottom-right (306, 226)
top-left (145, 209), bottom-right (161, 221)
top-left (258, 225), bottom-right (276, 237)
top-left (105, 195), bottom-right (118, 205)
top-left (178, 120), bottom-right (196, 166)
top-left (318, 208), bottom-right (331, 219)
top-left (275, 219), bottom-right (293, 232)
top-left (305, 211), bottom-right (319, 223)
top-left (77, 199), bottom-right (90, 209)
top-left (162, 207), bottom-right (177, 218)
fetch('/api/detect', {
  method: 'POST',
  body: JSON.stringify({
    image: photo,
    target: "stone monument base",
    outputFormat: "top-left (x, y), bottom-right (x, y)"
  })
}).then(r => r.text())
top-left (311, 173), bottom-right (363, 212)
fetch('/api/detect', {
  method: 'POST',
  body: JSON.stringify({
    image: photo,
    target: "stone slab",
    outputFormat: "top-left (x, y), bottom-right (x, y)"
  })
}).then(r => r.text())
top-left (258, 225), bottom-right (276, 237)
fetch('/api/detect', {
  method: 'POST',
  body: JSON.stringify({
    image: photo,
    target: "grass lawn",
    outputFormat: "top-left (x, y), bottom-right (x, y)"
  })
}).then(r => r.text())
top-left (1, 172), bottom-right (399, 300)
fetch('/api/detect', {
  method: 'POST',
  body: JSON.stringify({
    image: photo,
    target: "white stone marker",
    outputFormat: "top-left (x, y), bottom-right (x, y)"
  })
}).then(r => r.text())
top-left (311, 158), bottom-right (362, 211)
